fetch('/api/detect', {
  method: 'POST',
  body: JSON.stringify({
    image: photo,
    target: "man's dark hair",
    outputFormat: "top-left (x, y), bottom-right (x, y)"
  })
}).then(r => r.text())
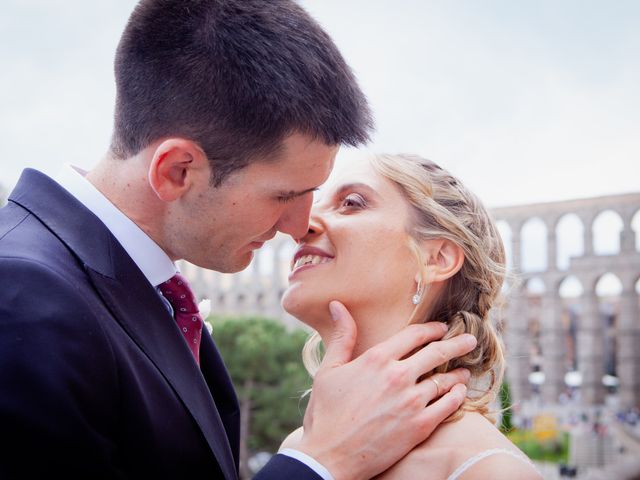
top-left (111, 0), bottom-right (373, 185)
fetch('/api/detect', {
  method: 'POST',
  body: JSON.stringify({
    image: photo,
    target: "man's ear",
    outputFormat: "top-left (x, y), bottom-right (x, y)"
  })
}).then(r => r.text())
top-left (148, 138), bottom-right (209, 202)
top-left (418, 239), bottom-right (465, 284)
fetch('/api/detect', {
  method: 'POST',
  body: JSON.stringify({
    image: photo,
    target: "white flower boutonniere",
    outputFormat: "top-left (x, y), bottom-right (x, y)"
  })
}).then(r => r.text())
top-left (198, 299), bottom-right (213, 334)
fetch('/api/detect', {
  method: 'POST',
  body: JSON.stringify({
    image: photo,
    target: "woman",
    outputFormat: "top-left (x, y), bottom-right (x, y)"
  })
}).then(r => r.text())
top-left (280, 154), bottom-right (541, 479)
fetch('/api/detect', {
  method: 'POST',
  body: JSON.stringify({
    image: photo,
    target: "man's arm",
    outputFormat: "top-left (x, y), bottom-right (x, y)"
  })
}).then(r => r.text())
top-left (257, 300), bottom-right (474, 480)
top-left (0, 258), bottom-right (121, 478)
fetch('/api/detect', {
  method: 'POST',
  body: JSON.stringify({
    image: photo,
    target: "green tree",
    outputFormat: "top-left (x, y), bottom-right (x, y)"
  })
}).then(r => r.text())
top-left (498, 381), bottom-right (513, 433)
top-left (210, 316), bottom-right (311, 479)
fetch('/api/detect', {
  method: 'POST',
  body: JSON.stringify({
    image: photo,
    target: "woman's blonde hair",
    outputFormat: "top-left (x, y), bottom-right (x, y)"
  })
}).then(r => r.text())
top-left (302, 154), bottom-right (507, 421)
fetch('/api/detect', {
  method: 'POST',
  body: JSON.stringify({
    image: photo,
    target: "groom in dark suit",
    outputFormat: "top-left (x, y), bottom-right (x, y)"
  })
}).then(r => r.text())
top-left (0, 1), bottom-right (475, 478)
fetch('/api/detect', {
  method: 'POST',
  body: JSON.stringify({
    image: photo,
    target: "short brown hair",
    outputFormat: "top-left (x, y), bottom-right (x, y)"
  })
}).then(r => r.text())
top-left (111, 0), bottom-right (373, 185)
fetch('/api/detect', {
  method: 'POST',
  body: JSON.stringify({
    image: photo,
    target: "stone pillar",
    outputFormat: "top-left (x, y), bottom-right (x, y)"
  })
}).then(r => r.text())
top-left (192, 266), bottom-right (208, 300)
top-left (225, 274), bottom-right (240, 313)
top-left (547, 229), bottom-right (557, 272)
top-left (617, 285), bottom-right (640, 409)
top-left (505, 288), bottom-right (532, 404)
top-left (540, 291), bottom-right (565, 403)
top-left (269, 241), bottom-right (287, 320)
top-left (582, 215), bottom-right (595, 257)
top-left (511, 222), bottom-right (522, 273)
top-left (620, 215), bottom-right (637, 254)
top-left (577, 290), bottom-right (605, 404)
top-left (252, 250), bottom-right (261, 276)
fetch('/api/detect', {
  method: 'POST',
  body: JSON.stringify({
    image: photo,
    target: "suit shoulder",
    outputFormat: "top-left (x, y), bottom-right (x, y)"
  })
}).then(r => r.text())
top-left (0, 203), bottom-right (79, 273)
top-left (0, 201), bottom-right (30, 241)
top-left (0, 255), bottom-right (86, 305)
top-left (0, 256), bottom-right (114, 355)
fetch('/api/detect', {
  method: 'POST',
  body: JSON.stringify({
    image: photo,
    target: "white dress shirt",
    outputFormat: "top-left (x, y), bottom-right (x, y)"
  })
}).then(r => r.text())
top-left (54, 164), bottom-right (334, 480)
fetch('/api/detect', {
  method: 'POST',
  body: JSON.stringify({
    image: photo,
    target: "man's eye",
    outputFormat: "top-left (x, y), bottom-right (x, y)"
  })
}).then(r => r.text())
top-left (341, 193), bottom-right (366, 208)
top-left (277, 195), bottom-right (296, 204)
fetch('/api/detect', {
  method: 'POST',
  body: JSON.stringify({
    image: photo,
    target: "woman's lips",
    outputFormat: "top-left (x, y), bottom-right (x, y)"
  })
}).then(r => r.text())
top-left (289, 245), bottom-right (335, 280)
top-left (288, 255), bottom-right (333, 280)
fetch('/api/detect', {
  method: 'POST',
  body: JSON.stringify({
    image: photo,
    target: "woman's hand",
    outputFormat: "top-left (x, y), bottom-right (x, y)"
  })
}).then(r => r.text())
top-left (295, 300), bottom-right (476, 480)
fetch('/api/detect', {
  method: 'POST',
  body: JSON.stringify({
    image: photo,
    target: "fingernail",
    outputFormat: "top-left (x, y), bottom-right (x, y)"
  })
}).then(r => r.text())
top-left (329, 302), bottom-right (340, 321)
top-left (465, 334), bottom-right (477, 348)
top-left (441, 322), bottom-right (449, 332)
top-left (454, 383), bottom-right (468, 397)
top-left (463, 369), bottom-right (471, 381)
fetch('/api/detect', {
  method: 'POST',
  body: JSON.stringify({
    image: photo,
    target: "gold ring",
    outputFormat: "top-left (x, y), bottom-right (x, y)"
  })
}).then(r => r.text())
top-left (429, 376), bottom-right (441, 397)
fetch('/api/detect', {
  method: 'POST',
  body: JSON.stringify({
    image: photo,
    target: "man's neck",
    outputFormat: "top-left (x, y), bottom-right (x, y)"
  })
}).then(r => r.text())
top-left (86, 155), bottom-right (169, 258)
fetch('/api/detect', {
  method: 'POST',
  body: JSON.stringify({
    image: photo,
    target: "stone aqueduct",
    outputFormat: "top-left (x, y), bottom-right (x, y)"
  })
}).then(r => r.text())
top-left (182, 192), bottom-right (640, 409)
top-left (492, 192), bottom-right (640, 411)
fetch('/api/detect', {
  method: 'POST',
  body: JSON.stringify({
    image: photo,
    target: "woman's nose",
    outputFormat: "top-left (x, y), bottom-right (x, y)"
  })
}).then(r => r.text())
top-left (299, 210), bottom-right (324, 241)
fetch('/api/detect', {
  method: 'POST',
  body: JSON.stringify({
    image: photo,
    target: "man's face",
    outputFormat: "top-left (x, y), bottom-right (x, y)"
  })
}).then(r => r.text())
top-left (171, 133), bottom-right (338, 272)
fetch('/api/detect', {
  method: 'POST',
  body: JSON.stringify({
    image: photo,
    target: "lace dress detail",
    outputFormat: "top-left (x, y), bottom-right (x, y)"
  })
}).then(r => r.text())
top-left (447, 448), bottom-right (538, 480)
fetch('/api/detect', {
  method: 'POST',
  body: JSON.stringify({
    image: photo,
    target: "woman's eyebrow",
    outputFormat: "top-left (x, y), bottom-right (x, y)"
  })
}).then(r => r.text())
top-left (335, 182), bottom-right (378, 198)
top-left (314, 182), bottom-right (379, 205)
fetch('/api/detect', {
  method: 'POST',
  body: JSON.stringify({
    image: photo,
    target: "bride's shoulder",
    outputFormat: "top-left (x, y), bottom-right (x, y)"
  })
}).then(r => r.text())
top-left (279, 426), bottom-right (304, 451)
top-left (449, 450), bottom-right (542, 480)
top-left (379, 412), bottom-right (541, 480)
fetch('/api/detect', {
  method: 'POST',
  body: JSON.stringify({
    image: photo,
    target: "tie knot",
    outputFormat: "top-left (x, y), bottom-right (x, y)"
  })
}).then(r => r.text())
top-left (158, 273), bottom-right (199, 314)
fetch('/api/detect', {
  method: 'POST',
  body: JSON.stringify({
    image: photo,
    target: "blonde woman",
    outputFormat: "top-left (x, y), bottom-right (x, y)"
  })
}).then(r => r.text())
top-left (280, 154), bottom-right (542, 479)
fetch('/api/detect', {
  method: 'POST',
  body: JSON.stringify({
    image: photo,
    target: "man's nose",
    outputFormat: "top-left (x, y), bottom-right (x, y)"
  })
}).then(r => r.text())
top-left (275, 193), bottom-right (314, 239)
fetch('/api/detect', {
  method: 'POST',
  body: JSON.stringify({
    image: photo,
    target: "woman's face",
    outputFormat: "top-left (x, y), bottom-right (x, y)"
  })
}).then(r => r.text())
top-left (281, 157), bottom-right (419, 334)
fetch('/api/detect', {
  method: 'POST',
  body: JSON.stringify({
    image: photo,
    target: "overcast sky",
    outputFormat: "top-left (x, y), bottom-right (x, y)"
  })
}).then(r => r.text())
top-left (1, 0), bottom-right (638, 207)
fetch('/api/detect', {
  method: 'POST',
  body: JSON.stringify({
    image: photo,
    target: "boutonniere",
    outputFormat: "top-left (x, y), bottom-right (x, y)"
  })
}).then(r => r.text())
top-left (198, 299), bottom-right (213, 334)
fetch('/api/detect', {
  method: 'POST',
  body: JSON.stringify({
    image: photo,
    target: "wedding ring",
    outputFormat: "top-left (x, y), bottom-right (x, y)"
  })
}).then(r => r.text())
top-left (429, 376), bottom-right (441, 397)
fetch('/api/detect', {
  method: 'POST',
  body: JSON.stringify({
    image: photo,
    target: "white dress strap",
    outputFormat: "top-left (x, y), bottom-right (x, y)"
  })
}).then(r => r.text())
top-left (447, 448), bottom-right (536, 480)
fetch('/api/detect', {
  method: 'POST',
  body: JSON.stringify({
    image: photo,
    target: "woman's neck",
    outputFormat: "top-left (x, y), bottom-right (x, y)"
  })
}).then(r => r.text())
top-left (319, 298), bottom-right (415, 359)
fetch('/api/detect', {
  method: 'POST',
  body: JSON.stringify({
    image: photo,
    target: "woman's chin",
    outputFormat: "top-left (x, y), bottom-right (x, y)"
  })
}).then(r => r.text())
top-left (281, 285), bottom-right (332, 330)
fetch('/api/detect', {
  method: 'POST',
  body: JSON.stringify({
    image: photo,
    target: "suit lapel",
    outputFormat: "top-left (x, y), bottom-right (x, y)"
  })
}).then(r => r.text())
top-left (200, 331), bottom-right (241, 471)
top-left (10, 169), bottom-right (239, 480)
top-left (87, 265), bottom-right (239, 480)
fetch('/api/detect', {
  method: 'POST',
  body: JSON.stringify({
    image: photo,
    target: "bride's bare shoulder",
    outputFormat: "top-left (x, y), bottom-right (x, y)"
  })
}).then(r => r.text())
top-left (378, 412), bottom-right (541, 479)
top-left (452, 452), bottom-right (542, 480)
top-left (428, 411), bottom-right (513, 448)
top-left (279, 426), bottom-right (304, 451)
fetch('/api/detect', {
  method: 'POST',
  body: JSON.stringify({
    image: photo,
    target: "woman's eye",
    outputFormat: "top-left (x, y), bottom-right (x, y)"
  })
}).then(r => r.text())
top-left (341, 193), bottom-right (366, 208)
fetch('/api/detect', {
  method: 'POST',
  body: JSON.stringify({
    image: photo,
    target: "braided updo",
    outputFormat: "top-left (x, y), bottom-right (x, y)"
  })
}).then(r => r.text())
top-left (370, 153), bottom-right (506, 421)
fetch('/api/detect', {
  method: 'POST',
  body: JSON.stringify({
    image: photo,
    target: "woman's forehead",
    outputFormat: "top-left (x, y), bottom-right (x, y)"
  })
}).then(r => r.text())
top-left (323, 156), bottom-right (378, 191)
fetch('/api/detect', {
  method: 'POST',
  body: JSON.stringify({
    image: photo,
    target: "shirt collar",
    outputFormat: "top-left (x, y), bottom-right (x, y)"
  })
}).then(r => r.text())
top-left (55, 164), bottom-right (178, 287)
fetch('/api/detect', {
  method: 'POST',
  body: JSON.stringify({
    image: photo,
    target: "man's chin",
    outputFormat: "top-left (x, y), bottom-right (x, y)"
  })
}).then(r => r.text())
top-left (220, 250), bottom-right (254, 274)
top-left (188, 250), bottom-right (253, 274)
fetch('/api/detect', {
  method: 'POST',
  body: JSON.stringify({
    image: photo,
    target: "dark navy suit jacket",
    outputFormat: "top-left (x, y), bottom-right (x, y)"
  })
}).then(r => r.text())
top-left (0, 169), bottom-right (321, 479)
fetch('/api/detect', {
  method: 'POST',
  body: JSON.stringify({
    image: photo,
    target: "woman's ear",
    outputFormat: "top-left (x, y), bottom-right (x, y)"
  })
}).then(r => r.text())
top-left (148, 138), bottom-right (209, 202)
top-left (420, 239), bottom-right (465, 284)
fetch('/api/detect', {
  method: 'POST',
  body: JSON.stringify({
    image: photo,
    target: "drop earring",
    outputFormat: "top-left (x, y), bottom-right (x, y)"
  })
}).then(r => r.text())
top-left (412, 279), bottom-right (422, 305)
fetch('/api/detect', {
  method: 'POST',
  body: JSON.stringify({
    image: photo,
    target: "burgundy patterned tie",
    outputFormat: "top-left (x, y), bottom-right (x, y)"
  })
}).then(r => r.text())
top-left (158, 273), bottom-right (203, 366)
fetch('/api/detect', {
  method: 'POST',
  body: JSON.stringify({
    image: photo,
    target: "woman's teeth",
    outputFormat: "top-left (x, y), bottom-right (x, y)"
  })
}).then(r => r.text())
top-left (292, 254), bottom-right (332, 270)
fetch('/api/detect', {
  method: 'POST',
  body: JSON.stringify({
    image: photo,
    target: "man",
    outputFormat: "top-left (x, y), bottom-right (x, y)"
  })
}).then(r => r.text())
top-left (0, 1), bottom-right (475, 478)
